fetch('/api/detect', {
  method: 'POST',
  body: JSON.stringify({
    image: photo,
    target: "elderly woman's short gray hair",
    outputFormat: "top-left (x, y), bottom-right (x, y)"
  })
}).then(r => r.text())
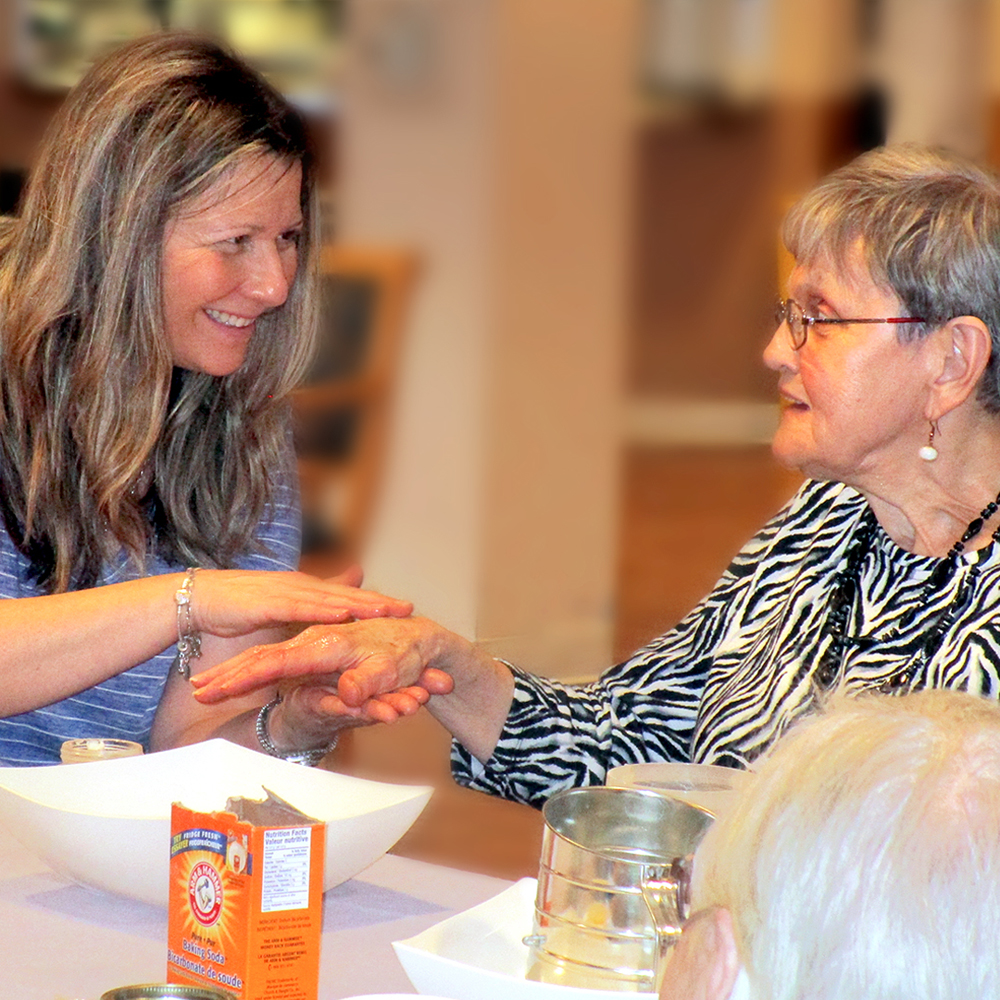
top-left (784, 145), bottom-right (1000, 412)
top-left (692, 690), bottom-right (1000, 1000)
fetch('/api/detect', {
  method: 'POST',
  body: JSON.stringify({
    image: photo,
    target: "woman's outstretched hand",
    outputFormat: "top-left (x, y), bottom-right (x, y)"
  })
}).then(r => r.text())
top-left (191, 615), bottom-right (513, 763)
top-left (187, 565), bottom-right (413, 639)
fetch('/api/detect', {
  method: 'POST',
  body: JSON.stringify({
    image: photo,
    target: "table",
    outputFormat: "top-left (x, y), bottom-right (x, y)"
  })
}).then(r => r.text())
top-left (0, 824), bottom-right (510, 1000)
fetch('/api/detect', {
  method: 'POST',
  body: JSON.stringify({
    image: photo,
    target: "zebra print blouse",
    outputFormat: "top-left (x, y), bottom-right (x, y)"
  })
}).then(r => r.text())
top-left (452, 478), bottom-right (1000, 807)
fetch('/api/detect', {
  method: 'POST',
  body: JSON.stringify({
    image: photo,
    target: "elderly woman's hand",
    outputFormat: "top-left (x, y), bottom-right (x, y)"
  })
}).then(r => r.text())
top-left (187, 565), bottom-right (413, 639)
top-left (190, 616), bottom-right (450, 703)
top-left (191, 615), bottom-right (515, 763)
top-left (269, 668), bottom-right (456, 746)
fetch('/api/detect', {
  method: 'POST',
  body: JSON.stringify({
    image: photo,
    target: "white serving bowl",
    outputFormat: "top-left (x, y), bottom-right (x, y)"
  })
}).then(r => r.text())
top-left (394, 879), bottom-right (626, 1000)
top-left (0, 738), bottom-right (431, 907)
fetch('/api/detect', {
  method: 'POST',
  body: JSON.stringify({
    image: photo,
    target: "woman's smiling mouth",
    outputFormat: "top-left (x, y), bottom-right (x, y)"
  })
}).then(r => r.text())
top-left (205, 308), bottom-right (254, 328)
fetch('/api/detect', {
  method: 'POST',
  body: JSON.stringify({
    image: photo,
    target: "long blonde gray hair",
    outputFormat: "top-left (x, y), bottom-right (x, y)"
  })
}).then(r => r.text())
top-left (0, 32), bottom-right (318, 592)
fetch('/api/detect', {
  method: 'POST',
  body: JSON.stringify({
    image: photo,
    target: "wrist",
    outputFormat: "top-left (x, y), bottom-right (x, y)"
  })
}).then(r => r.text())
top-left (256, 695), bottom-right (339, 767)
top-left (421, 618), bottom-right (476, 673)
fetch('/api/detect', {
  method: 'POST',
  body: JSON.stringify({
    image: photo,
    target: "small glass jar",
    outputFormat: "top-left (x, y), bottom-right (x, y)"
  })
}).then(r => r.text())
top-left (101, 985), bottom-right (232, 1000)
top-left (59, 738), bottom-right (144, 764)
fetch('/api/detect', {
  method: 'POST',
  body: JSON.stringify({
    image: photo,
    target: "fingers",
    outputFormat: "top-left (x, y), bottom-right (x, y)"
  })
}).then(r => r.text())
top-left (282, 582), bottom-right (412, 622)
top-left (293, 569), bottom-right (409, 620)
top-left (376, 686), bottom-right (431, 712)
top-left (324, 581), bottom-right (412, 619)
top-left (349, 600), bottom-right (414, 620)
top-left (419, 667), bottom-right (454, 695)
top-left (312, 686), bottom-right (431, 724)
top-left (191, 628), bottom-right (364, 702)
top-left (336, 645), bottom-right (424, 707)
top-left (191, 569), bottom-right (413, 638)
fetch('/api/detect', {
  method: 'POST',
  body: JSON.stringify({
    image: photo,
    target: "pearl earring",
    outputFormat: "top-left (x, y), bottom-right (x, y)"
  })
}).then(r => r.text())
top-left (919, 420), bottom-right (939, 461)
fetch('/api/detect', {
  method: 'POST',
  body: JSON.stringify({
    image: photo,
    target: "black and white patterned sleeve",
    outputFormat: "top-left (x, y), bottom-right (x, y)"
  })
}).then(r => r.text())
top-left (449, 484), bottom-right (808, 809)
top-left (450, 654), bottom-right (701, 808)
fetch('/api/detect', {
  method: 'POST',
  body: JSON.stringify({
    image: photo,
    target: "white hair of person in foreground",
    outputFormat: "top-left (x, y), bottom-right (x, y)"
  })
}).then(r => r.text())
top-left (661, 689), bottom-right (1000, 1000)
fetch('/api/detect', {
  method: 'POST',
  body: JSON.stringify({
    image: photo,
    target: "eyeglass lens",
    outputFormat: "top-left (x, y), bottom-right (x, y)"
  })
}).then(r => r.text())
top-left (775, 299), bottom-right (806, 349)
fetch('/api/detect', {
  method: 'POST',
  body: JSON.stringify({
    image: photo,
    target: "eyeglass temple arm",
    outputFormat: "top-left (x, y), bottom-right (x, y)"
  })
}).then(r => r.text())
top-left (808, 316), bottom-right (926, 325)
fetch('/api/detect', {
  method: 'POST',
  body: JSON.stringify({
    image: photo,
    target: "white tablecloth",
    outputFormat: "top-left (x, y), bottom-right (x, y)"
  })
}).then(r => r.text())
top-left (0, 824), bottom-right (510, 999)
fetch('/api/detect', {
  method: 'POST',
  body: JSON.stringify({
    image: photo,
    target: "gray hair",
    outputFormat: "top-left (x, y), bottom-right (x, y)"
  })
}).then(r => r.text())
top-left (0, 32), bottom-right (318, 591)
top-left (784, 145), bottom-right (1000, 412)
top-left (693, 690), bottom-right (1000, 1000)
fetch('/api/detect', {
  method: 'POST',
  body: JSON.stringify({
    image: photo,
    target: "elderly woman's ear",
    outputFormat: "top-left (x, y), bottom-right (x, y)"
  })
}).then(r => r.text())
top-left (659, 906), bottom-right (740, 1000)
top-left (926, 316), bottom-right (994, 417)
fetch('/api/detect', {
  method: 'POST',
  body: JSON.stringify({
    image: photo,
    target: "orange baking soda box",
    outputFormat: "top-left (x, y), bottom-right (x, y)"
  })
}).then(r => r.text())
top-left (167, 791), bottom-right (326, 1000)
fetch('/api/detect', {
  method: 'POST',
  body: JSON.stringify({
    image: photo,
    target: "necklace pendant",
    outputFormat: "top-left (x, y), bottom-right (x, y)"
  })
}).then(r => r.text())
top-left (814, 649), bottom-right (841, 690)
top-left (928, 558), bottom-right (956, 590)
top-left (962, 517), bottom-right (984, 543)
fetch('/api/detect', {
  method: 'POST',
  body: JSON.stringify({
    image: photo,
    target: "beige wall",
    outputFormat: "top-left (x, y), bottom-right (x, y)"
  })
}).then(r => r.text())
top-left (339, 0), bottom-right (636, 677)
top-left (338, 0), bottom-right (496, 642)
top-left (769, 0), bottom-right (863, 198)
top-left (477, 1), bottom-right (634, 670)
top-left (880, 0), bottom-right (988, 160)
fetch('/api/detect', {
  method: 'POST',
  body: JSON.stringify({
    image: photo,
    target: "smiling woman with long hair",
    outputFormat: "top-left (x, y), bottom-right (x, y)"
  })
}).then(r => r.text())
top-left (0, 35), bottom-right (318, 593)
top-left (0, 32), bottom-right (437, 766)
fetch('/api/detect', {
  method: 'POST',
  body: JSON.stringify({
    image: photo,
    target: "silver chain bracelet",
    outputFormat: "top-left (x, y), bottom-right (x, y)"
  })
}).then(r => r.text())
top-left (173, 567), bottom-right (202, 679)
top-left (256, 695), bottom-right (339, 767)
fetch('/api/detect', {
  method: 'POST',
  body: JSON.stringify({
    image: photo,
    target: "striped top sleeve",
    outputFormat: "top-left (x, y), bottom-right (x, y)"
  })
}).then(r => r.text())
top-left (453, 479), bottom-right (1000, 808)
top-left (0, 465), bottom-right (301, 766)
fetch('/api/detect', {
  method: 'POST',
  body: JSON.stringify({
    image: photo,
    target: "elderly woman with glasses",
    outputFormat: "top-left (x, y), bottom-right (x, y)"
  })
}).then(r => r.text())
top-left (193, 145), bottom-right (1000, 804)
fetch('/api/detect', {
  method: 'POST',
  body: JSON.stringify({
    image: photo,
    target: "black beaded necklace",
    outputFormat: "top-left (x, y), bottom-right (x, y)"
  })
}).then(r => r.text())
top-left (814, 489), bottom-right (1000, 692)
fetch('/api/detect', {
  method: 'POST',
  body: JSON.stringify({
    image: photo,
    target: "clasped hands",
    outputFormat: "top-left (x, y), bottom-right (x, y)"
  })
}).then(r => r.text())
top-left (192, 609), bottom-right (455, 740)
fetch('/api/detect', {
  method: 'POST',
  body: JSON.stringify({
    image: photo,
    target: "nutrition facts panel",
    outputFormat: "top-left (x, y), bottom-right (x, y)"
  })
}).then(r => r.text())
top-left (262, 826), bottom-right (313, 912)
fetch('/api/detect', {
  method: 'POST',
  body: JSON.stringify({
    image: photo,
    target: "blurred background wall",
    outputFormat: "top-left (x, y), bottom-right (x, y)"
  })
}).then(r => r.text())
top-left (3, 0), bottom-right (1000, 678)
top-left (337, 1), bottom-right (634, 676)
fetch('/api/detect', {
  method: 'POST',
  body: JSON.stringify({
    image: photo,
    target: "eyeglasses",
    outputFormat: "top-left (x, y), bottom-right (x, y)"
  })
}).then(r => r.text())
top-left (774, 298), bottom-right (926, 350)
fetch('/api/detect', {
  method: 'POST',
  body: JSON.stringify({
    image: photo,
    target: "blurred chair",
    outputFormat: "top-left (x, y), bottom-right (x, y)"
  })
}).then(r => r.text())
top-left (294, 245), bottom-right (418, 573)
